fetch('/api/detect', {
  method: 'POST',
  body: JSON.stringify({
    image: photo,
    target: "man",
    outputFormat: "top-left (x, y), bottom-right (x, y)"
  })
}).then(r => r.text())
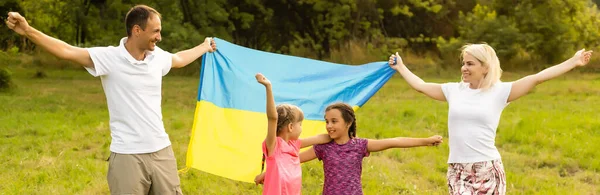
top-left (5, 5), bottom-right (216, 194)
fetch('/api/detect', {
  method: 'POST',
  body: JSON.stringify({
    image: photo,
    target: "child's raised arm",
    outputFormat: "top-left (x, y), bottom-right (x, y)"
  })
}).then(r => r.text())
top-left (367, 135), bottom-right (443, 152)
top-left (256, 73), bottom-right (278, 157)
top-left (300, 134), bottom-right (332, 148)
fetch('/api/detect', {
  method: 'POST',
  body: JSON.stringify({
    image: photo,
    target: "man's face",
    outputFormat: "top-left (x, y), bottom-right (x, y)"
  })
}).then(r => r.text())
top-left (136, 14), bottom-right (162, 51)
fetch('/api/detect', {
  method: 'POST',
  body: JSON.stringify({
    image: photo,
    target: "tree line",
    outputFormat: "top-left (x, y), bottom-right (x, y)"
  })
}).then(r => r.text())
top-left (1, 0), bottom-right (600, 72)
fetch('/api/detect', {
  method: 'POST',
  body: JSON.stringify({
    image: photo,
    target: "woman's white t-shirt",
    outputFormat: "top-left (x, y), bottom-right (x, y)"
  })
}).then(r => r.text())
top-left (441, 82), bottom-right (512, 163)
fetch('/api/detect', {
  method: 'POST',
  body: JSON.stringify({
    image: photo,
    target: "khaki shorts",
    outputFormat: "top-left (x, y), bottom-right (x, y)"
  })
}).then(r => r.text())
top-left (107, 146), bottom-right (183, 195)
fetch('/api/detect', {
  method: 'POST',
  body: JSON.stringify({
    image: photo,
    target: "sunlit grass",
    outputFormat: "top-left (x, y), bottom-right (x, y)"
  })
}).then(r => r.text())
top-left (0, 67), bottom-right (598, 194)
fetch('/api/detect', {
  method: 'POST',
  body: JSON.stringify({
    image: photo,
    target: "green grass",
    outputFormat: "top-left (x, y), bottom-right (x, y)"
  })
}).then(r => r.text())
top-left (0, 68), bottom-right (599, 194)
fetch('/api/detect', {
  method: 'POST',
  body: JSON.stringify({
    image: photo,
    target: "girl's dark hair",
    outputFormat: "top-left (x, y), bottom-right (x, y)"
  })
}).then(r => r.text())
top-left (326, 102), bottom-right (357, 138)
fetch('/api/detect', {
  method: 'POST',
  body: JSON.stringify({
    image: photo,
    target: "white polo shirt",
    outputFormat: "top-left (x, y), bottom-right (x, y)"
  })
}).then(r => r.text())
top-left (85, 37), bottom-right (172, 154)
top-left (441, 82), bottom-right (512, 163)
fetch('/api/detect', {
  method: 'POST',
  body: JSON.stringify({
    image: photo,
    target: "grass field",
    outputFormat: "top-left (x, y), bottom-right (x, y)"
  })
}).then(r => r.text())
top-left (0, 67), bottom-right (599, 194)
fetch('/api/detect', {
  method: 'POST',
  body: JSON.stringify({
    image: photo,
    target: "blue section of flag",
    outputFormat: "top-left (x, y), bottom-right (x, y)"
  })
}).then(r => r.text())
top-left (198, 38), bottom-right (395, 120)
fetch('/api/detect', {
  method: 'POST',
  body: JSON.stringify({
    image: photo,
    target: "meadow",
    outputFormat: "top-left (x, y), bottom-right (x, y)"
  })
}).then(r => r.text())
top-left (0, 67), bottom-right (599, 194)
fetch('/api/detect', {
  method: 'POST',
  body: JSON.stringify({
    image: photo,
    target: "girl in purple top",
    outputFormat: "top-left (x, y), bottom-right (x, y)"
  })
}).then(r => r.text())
top-left (255, 102), bottom-right (443, 194)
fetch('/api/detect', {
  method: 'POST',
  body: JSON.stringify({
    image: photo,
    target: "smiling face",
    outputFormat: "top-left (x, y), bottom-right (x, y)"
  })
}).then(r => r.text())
top-left (460, 44), bottom-right (503, 90)
top-left (324, 108), bottom-right (350, 140)
top-left (135, 14), bottom-right (162, 52)
top-left (461, 52), bottom-right (488, 87)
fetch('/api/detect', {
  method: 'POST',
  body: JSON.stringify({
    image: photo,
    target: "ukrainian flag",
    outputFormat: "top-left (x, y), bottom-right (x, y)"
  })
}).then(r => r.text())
top-left (186, 38), bottom-right (395, 183)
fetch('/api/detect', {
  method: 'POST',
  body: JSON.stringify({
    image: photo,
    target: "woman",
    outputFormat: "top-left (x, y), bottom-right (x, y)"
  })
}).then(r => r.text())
top-left (388, 44), bottom-right (592, 194)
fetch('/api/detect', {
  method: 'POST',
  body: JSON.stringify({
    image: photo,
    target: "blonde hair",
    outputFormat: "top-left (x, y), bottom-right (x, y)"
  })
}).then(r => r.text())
top-left (262, 104), bottom-right (304, 172)
top-left (460, 43), bottom-right (502, 90)
top-left (275, 104), bottom-right (304, 134)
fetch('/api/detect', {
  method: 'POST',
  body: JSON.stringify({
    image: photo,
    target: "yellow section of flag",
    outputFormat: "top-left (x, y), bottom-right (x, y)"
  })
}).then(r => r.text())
top-left (186, 101), bottom-right (325, 183)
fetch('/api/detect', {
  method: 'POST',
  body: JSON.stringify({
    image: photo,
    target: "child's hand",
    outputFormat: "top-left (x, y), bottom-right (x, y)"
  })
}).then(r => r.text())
top-left (428, 135), bottom-right (443, 146)
top-left (254, 172), bottom-right (266, 185)
top-left (255, 73), bottom-right (271, 86)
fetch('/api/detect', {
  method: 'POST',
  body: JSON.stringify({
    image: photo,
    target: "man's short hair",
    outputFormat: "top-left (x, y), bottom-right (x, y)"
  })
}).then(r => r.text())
top-left (125, 5), bottom-right (161, 37)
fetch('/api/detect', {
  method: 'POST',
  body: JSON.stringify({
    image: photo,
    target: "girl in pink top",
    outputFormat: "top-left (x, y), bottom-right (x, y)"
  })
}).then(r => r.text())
top-left (255, 73), bottom-right (331, 195)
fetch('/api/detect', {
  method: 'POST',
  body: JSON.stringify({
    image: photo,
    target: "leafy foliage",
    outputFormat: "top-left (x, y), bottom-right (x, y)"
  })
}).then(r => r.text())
top-left (1, 0), bottom-right (600, 71)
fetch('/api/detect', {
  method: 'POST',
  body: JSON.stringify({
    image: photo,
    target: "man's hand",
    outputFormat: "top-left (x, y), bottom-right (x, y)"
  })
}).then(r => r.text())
top-left (6, 12), bottom-right (30, 36)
